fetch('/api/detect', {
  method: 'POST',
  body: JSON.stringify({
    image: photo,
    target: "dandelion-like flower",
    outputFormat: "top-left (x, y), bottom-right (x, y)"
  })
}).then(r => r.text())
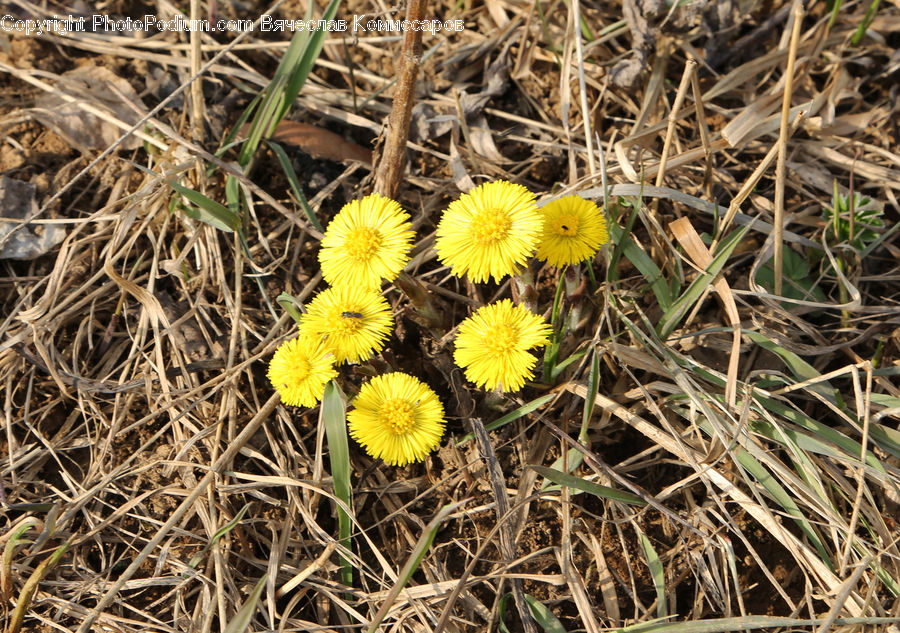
top-left (454, 299), bottom-right (551, 392)
top-left (348, 372), bottom-right (445, 466)
top-left (319, 193), bottom-right (414, 288)
top-left (536, 195), bottom-right (609, 267)
top-left (435, 180), bottom-right (542, 283)
top-left (299, 285), bottom-right (393, 363)
top-left (268, 336), bottom-right (337, 407)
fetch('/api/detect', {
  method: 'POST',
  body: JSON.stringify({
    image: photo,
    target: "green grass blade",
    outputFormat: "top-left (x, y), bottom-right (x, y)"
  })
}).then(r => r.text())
top-left (189, 503), bottom-right (251, 569)
top-left (869, 423), bottom-right (900, 460)
top-left (608, 225), bottom-right (673, 311)
top-left (731, 438), bottom-right (831, 567)
top-left (530, 466), bottom-right (647, 506)
top-left (658, 224), bottom-right (749, 338)
top-left (749, 417), bottom-right (840, 501)
top-left (215, 90), bottom-right (262, 158)
top-left (456, 393), bottom-right (555, 446)
top-left (364, 502), bottom-right (463, 633)
top-left (542, 349), bottom-right (603, 484)
top-left (638, 530), bottom-right (666, 618)
top-left (582, 348), bottom-right (601, 441)
top-left (9, 539), bottom-right (71, 633)
top-left (238, 8), bottom-right (336, 169)
top-left (867, 556), bottom-right (900, 596)
top-left (276, 292), bottom-right (305, 326)
top-left (550, 348), bottom-right (587, 381)
top-left (524, 594), bottom-right (567, 633)
top-left (543, 274), bottom-right (567, 380)
top-left (745, 331), bottom-right (838, 400)
top-left (396, 504), bottom-right (457, 588)
top-left (234, 0), bottom-right (344, 169)
top-left (827, 0), bottom-right (843, 29)
top-left (751, 399), bottom-right (832, 505)
top-left (498, 592), bottom-right (514, 633)
top-left (320, 381), bottom-right (353, 587)
top-left (542, 448), bottom-right (585, 490)
top-left (607, 192), bottom-right (653, 280)
top-left (3, 518), bottom-right (39, 576)
top-left (671, 392), bottom-right (833, 564)
top-left (664, 349), bottom-right (886, 472)
top-left (238, 74), bottom-right (290, 167)
top-left (534, 0), bottom-right (562, 60)
top-left (223, 575), bottom-right (267, 633)
top-left (31, 503), bottom-right (60, 553)
top-left (168, 180), bottom-right (240, 233)
top-left (278, 0), bottom-right (343, 122)
top-left (3, 503), bottom-right (54, 512)
top-left (267, 140), bottom-right (324, 232)
top-left (749, 391), bottom-right (886, 474)
top-left (851, 0), bottom-right (881, 45)
top-left (225, 169), bottom-right (242, 216)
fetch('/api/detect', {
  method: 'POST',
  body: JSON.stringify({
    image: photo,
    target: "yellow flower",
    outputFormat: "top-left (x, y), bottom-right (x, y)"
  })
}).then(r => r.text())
top-left (268, 336), bottom-right (337, 407)
top-left (299, 285), bottom-right (393, 364)
top-left (536, 195), bottom-right (609, 267)
top-left (319, 193), bottom-right (414, 289)
top-left (348, 372), bottom-right (445, 466)
top-left (435, 180), bottom-right (542, 283)
top-left (453, 299), bottom-right (551, 391)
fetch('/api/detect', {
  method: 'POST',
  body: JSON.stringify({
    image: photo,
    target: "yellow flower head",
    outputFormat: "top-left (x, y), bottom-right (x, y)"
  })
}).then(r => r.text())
top-left (453, 299), bottom-right (551, 392)
top-left (536, 195), bottom-right (609, 267)
top-left (268, 336), bottom-right (337, 407)
top-left (348, 372), bottom-right (445, 466)
top-left (299, 285), bottom-right (393, 364)
top-left (319, 193), bottom-right (414, 289)
top-left (435, 181), bottom-right (542, 283)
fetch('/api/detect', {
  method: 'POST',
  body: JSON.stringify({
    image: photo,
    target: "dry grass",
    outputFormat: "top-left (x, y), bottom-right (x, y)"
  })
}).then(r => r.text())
top-left (1, 0), bottom-right (900, 631)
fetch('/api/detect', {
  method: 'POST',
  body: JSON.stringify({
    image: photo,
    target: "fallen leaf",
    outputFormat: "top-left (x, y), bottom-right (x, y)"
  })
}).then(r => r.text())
top-left (0, 176), bottom-right (66, 260)
top-left (33, 65), bottom-right (146, 152)
top-left (409, 102), bottom-right (455, 142)
top-left (268, 121), bottom-right (372, 164)
top-left (449, 136), bottom-right (476, 192)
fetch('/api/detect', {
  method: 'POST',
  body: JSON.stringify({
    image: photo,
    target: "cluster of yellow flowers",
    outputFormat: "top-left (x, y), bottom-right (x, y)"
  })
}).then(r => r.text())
top-left (268, 181), bottom-right (608, 466)
top-left (267, 193), bottom-right (441, 466)
top-left (436, 181), bottom-right (609, 278)
top-left (437, 181), bottom-right (609, 392)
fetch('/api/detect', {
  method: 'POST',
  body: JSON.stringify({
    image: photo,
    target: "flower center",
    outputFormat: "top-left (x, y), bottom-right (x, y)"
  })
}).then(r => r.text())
top-left (553, 214), bottom-right (580, 237)
top-left (335, 311), bottom-right (364, 334)
top-left (486, 324), bottom-right (517, 355)
top-left (291, 359), bottom-right (310, 382)
top-left (380, 398), bottom-right (416, 435)
top-left (345, 227), bottom-right (382, 261)
top-left (470, 208), bottom-right (512, 245)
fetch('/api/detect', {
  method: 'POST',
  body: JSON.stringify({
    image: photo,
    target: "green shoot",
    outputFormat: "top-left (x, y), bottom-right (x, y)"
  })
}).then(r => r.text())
top-left (320, 381), bottom-right (353, 587)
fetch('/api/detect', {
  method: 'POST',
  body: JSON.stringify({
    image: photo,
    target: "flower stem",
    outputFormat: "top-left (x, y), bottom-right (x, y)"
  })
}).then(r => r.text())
top-left (374, 0), bottom-right (427, 199)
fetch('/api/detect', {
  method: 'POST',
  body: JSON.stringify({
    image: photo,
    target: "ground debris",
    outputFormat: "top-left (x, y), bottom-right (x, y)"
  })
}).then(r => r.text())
top-left (0, 176), bottom-right (65, 259)
top-left (32, 65), bottom-right (146, 152)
